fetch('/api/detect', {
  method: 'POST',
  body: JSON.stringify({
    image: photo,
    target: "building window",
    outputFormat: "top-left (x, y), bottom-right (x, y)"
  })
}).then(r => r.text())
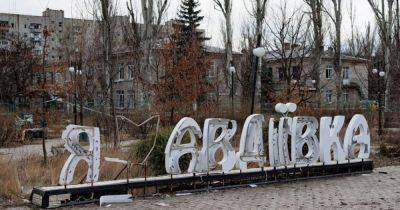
top-left (117, 65), bottom-right (124, 80)
top-left (326, 65), bottom-right (333, 79)
top-left (128, 65), bottom-right (134, 79)
top-left (343, 66), bottom-right (350, 79)
top-left (116, 90), bottom-right (124, 108)
top-left (127, 90), bottom-right (134, 109)
top-left (55, 73), bottom-right (63, 83)
top-left (343, 90), bottom-right (348, 103)
top-left (59, 22), bottom-right (62, 27)
top-left (278, 68), bottom-right (284, 81)
top-left (209, 61), bottom-right (217, 78)
top-left (292, 66), bottom-right (301, 80)
top-left (326, 90), bottom-right (333, 103)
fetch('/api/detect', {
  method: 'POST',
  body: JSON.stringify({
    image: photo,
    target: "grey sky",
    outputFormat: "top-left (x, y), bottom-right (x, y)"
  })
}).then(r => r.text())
top-left (2, 0), bottom-right (375, 49)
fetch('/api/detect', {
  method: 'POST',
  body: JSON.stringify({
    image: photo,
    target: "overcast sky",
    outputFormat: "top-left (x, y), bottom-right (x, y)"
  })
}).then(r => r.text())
top-left (2, 0), bottom-right (376, 49)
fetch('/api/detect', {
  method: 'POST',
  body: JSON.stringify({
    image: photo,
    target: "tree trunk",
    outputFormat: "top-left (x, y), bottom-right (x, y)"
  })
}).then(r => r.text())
top-left (385, 0), bottom-right (394, 111)
top-left (100, 0), bottom-right (119, 148)
top-left (305, 0), bottom-right (324, 108)
top-left (332, 0), bottom-right (342, 110)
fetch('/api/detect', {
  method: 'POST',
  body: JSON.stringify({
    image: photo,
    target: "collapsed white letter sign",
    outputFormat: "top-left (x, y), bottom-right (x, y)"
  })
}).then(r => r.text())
top-left (197, 119), bottom-right (237, 172)
top-left (344, 114), bottom-right (371, 159)
top-left (164, 117), bottom-right (202, 174)
top-left (320, 116), bottom-right (346, 163)
top-left (59, 125), bottom-right (100, 185)
top-left (237, 114), bottom-right (265, 169)
top-left (291, 117), bottom-right (319, 165)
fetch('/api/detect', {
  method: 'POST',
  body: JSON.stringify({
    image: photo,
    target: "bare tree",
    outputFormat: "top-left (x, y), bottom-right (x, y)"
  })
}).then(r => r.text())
top-left (348, 0), bottom-right (357, 56)
top-left (248, 0), bottom-right (268, 113)
top-left (266, 1), bottom-right (312, 103)
top-left (368, 0), bottom-right (394, 111)
top-left (126, 0), bottom-right (169, 106)
top-left (213, 0), bottom-right (233, 84)
top-left (304, 0), bottom-right (324, 107)
top-left (324, 0), bottom-right (343, 110)
top-left (98, 0), bottom-right (120, 148)
top-left (0, 35), bottom-right (38, 105)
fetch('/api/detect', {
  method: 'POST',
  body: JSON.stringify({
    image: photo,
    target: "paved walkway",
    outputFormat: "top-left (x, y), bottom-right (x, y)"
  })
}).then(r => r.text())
top-left (71, 166), bottom-right (400, 210)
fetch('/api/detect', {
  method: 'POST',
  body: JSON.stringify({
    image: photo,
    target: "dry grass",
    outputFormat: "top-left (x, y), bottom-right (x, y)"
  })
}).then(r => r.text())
top-left (0, 148), bottom-right (144, 205)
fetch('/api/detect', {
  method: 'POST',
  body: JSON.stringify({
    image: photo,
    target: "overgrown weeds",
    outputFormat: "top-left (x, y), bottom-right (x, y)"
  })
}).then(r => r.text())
top-left (0, 114), bottom-right (19, 147)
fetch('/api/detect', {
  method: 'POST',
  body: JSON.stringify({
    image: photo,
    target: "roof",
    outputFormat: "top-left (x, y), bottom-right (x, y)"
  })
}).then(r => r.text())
top-left (204, 46), bottom-right (241, 55)
top-left (265, 49), bottom-right (369, 63)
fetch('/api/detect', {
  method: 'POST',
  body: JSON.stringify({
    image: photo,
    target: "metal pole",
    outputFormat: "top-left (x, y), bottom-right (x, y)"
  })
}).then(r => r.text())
top-left (231, 71), bottom-right (235, 120)
top-left (250, 56), bottom-right (259, 114)
top-left (74, 68), bottom-right (77, 125)
top-left (378, 77), bottom-right (382, 137)
top-left (250, 34), bottom-right (262, 114)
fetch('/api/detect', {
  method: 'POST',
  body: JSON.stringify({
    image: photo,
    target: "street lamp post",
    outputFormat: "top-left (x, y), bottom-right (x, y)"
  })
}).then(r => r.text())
top-left (69, 67), bottom-right (82, 125)
top-left (251, 47), bottom-right (267, 114)
top-left (372, 68), bottom-right (385, 147)
top-left (229, 63), bottom-right (236, 120)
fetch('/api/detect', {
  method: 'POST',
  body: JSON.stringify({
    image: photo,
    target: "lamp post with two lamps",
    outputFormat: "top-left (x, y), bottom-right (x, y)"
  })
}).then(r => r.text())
top-left (251, 47), bottom-right (267, 114)
top-left (69, 66), bottom-right (82, 125)
top-left (372, 68), bottom-right (385, 141)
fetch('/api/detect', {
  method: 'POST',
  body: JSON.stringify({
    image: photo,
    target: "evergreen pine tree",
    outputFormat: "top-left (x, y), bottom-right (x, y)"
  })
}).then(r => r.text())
top-left (176, 0), bottom-right (207, 46)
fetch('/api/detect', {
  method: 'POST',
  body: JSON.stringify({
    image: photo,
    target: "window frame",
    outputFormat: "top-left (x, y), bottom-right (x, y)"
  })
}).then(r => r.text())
top-left (325, 90), bottom-right (333, 104)
top-left (127, 65), bottom-right (134, 79)
top-left (343, 90), bottom-right (349, 103)
top-left (343, 66), bottom-right (350, 79)
top-left (116, 65), bottom-right (125, 81)
top-left (326, 65), bottom-right (333, 79)
top-left (116, 90), bottom-right (125, 108)
top-left (127, 91), bottom-right (134, 109)
top-left (278, 67), bottom-right (284, 81)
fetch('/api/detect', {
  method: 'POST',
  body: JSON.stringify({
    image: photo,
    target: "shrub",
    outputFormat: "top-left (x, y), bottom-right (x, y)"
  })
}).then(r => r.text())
top-left (130, 127), bottom-right (172, 175)
top-left (0, 114), bottom-right (18, 146)
top-left (131, 126), bottom-right (195, 176)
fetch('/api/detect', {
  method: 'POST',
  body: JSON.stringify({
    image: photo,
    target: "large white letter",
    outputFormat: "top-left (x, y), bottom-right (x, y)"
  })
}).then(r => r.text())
top-left (269, 117), bottom-right (292, 166)
top-left (237, 114), bottom-right (265, 170)
top-left (59, 125), bottom-right (100, 185)
top-left (165, 117), bottom-right (202, 174)
top-left (197, 118), bottom-right (237, 173)
top-left (320, 116), bottom-right (346, 163)
top-left (291, 117), bottom-right (319, 165)
top-left (344, 114), bottom-right (371, 159)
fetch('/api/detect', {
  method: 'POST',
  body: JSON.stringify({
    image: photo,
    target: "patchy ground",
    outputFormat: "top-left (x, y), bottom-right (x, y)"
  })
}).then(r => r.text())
top-left (58, 166), bottom-right (400, 210)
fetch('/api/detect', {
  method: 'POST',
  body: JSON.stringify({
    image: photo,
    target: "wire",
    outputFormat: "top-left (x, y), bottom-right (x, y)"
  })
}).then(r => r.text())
top-left (55, 99), bottom-right (161, 165)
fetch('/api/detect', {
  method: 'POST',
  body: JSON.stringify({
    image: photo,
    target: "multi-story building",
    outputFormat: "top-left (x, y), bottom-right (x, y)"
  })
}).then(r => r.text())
top-left (0, 9), bottom-right (243, 114)
top-left (265, 47), bottom-right (369, 109)
top-left (110, 46), bottom-right (244, 114)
